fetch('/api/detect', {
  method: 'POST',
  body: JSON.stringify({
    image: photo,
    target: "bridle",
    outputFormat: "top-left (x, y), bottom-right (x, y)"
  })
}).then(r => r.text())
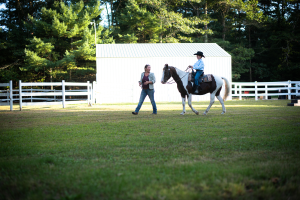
top-left (164, 66), bottom-right (190, 84)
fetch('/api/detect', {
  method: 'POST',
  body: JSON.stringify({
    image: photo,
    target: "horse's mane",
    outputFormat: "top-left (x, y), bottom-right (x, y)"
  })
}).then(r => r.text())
top-left (168, 66), bottom-right (188, 98)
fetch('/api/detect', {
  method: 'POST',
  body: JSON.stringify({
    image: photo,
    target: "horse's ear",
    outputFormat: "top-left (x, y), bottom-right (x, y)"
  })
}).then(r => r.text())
top-left (165, 64), bottom-right (168, 67)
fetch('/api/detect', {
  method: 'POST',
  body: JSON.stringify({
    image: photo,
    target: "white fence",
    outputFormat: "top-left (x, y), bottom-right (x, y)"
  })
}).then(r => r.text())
top-left (0, 80), bottom-right (93, 111)
top-left (18, 80), bottom-right (93, 111)
top-left (1, 80), bottom-right (300, 111)
top-left (0, 80), bottom-right (13, 110)
top-left (232, 80), bottom-right (300, 100)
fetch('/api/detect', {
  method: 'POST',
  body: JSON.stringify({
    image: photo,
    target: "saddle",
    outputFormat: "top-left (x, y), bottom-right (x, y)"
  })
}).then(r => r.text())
top-left (188, 71), bottom-right (212, 83)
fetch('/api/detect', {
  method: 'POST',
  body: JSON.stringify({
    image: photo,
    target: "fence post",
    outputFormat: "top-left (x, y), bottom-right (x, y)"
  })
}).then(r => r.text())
top-left (30, 88), bottom-right (33, 102)
top-left (19, 80), bottom-right (22, 111)
top-left (62, 80), bottom-right (65, 108)
top-left (54, 89), bottom-right (56, 102)
top-left (239, 84), bottom-right (241, 100)
top-left (93, 81), bottom-right (96, 104)
top-left (87, 81), bottom-right (91, 106)
top-left (6, 87), bottom-right (9, 103)
top-left (265, 84), bottom-right (268, 100)
top-left (9, 80), bottom-right (13, 111)
top-left (288, 80), bottom-right (291, 100)
top-left (255, 81), bottom-right (258, 100)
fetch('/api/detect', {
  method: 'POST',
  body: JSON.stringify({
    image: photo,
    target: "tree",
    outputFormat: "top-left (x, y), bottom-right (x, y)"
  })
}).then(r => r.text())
top-left (115, 0), bottom-right (160, 43)
top-left (253, 0), bottom-right (300, 81)
top-left (23, 0), bottom-right (114, 82)
top-left (0, 0), bottom-right (53, 83)
top-left (112, 0), bottom-right (211, 43)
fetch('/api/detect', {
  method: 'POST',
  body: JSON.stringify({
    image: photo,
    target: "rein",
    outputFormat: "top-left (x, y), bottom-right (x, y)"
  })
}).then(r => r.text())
top-left (165, 67), bottom-right (190, 84)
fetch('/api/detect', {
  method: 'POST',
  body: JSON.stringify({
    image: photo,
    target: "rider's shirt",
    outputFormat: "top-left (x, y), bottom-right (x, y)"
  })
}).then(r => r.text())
top-left (193, 58), bottom-right (204, 71)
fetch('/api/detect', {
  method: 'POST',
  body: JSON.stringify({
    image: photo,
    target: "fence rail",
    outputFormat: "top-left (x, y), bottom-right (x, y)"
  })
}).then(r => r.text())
top-left (18, 80), bottom-right (93, 111)
top-left (0, 80), bottom-right (13, 110)
top-left (0, 80), bottom-right (93, 111)
top-left (231, 80), bottom-right (300, 100)
top-left (1, 80), bottom-right (300, 111)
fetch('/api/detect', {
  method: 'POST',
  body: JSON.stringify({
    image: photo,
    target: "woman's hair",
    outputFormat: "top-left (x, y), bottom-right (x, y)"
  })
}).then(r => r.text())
top-left (144, 64), bottom-right (150, 72)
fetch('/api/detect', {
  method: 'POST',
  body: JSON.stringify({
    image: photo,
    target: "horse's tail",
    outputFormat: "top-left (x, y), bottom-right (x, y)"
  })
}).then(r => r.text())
top-left (221, 77), bottom-right (230, 101)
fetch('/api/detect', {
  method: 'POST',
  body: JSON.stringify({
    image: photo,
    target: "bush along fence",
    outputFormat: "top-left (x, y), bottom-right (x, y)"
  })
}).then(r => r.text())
top-left (231, 80), bottom-right (300, 100)
top-left (0, 80), bottom-right (94, 111)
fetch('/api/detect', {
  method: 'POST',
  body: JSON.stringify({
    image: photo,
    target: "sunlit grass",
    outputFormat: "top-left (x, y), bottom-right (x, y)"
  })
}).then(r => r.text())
top-left (0, 100), bottom-right (299, 199)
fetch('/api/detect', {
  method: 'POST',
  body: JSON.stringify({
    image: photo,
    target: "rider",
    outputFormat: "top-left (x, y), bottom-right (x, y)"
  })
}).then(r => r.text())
top-left (189, 51), bottom-right (205, 93)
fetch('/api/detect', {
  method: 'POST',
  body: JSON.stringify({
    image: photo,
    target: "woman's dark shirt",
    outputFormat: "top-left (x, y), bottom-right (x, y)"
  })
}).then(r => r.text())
top-left (142, 75), bottom-right (149, 89)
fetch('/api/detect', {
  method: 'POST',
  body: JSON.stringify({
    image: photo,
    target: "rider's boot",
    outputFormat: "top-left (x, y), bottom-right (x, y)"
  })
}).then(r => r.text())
top-left (192, 83), bottom-right (198, 93)
top-left (198, 76), bottom-right (203, 93)
top-left (198, 84), bottom-right (202, 93)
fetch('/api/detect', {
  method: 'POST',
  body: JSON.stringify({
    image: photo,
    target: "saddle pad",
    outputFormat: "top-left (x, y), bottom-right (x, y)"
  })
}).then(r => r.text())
top-left (202, 74), bottom-right (212, 82)
top-left (188, 73), bottom-right (212, 82)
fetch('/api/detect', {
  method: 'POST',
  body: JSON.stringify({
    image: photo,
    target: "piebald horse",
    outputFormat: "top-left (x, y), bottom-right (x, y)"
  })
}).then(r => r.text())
top-left (161, 64), bottom-right (230, 115)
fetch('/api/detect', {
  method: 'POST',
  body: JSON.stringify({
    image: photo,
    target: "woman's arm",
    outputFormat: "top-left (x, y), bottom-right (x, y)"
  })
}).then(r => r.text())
top-left (139, 72), bottom-right (144, 85)
top-left (149, 73), bottom-right (156, 84)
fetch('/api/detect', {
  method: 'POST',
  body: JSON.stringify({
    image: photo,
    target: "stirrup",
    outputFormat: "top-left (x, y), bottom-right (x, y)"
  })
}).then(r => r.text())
top-left (198, 83), bottom-right (203, 92)
top-left (192, 84), bottom-right (198, 93)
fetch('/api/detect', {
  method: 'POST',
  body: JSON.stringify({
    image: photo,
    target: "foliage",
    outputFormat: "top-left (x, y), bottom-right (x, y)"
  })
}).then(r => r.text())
top-left (0, 0), bottom-right (53, 83)
top-left (22, 0), bottom-right (113, 82)
top-left (0, 0), bottom-right (113, 83)
top-left (1, 0), bottom-right (300, 82)
top-left (113, 0), bottom-right (211, 43)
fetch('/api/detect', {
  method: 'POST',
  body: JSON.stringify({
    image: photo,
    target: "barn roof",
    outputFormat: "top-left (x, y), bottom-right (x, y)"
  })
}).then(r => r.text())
top-left (96, 43), bottom-right (231, 58)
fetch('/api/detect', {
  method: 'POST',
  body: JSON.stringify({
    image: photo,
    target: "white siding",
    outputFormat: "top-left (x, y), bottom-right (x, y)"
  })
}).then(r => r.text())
top-left (96, 43), bottom-right (232, 103)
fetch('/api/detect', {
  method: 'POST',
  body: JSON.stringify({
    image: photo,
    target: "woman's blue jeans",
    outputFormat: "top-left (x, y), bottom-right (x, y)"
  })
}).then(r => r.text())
top-left (135, 89), bottom-right (157, 114)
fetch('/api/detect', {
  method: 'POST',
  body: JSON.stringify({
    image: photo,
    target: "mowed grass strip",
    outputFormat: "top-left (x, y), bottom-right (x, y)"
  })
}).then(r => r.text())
top-left (0, 100), bottom-right (299, 200)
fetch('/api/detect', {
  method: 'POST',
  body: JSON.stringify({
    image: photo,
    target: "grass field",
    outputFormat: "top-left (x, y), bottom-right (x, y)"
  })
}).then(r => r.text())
top-left (0, 100), bottom-right (300, 200)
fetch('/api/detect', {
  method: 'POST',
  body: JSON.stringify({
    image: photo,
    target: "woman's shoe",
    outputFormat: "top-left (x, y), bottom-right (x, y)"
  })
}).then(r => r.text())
top-left (132, 112), bottom-right (138, 115)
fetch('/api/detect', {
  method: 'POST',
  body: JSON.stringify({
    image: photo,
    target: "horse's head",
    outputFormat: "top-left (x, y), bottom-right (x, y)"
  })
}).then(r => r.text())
top-left (161, 64), bottom-right (171, 84)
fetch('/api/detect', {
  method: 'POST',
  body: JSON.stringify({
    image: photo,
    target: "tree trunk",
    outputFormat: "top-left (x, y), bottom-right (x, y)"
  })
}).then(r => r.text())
top-left (106, 2), bottom-right (111, 27)
top-left (204, 2), bottom-right (208, 43)
top-left (196, 8), bottom-right (200, 40)
top-left (249, 26), bottom-right (252, 82)
top-left (222, 13), bottom-right (226, 41)
top-left (160, 20), bottom-right (162, 43)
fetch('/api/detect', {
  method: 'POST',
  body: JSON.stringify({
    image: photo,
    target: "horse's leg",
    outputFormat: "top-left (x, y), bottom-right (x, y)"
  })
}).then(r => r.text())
top-left (203, 93), bottom-right (216, 115)
top-left (187, 95), bottom-right (199, 115)
top-left (180, 97), bottom-right (186, 115)
top-left (216, 95), bottom-right (226, 114)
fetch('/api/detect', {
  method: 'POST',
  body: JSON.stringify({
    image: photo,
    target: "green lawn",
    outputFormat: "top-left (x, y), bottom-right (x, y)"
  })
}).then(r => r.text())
top-left (0, 100), bottom-right (299, 200)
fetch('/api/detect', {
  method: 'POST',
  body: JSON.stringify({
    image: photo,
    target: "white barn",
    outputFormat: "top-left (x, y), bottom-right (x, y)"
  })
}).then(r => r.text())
top-left (95, 43), bottom-right (231, 103)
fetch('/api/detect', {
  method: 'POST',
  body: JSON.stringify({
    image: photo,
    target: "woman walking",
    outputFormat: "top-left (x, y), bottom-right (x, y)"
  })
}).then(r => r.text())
top-left (132, 64), bottom-right (157, 115)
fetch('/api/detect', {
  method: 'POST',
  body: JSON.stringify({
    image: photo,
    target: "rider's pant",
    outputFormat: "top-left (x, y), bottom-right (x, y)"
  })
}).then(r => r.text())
top-left (195, 70), bottom-right (203, 86)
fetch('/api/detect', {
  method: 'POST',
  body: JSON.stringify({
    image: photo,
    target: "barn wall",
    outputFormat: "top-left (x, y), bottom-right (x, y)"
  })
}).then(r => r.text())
top-left (95, 56), bottom-right (231, 103)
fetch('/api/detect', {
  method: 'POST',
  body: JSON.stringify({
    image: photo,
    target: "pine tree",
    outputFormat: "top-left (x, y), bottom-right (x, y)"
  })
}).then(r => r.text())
top-left (112, 0), bottom-right (210, 43)
top-left (0, 0), bottom-right (51, 83)
top-left (255, 0), bottom-right (300, 81)
top-left (24, 0), bottom-right (114, 82)
top-left (116, 0), bottom-right (160, 43)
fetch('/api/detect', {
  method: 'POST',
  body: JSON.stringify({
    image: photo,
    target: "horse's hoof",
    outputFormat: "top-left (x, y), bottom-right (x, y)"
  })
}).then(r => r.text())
top-left (221, 112), bottom-right (225, 114)
top-left (180, 112), bottom-right (185, 115)
top-left (203, 112), bottom-right (207, 115)
top-left (195, 111), bottom-right (199, 115)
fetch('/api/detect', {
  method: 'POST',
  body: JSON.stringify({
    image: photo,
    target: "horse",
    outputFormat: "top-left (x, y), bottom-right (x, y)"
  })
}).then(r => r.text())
top-left (161, 64), bottom-right (230, 115)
